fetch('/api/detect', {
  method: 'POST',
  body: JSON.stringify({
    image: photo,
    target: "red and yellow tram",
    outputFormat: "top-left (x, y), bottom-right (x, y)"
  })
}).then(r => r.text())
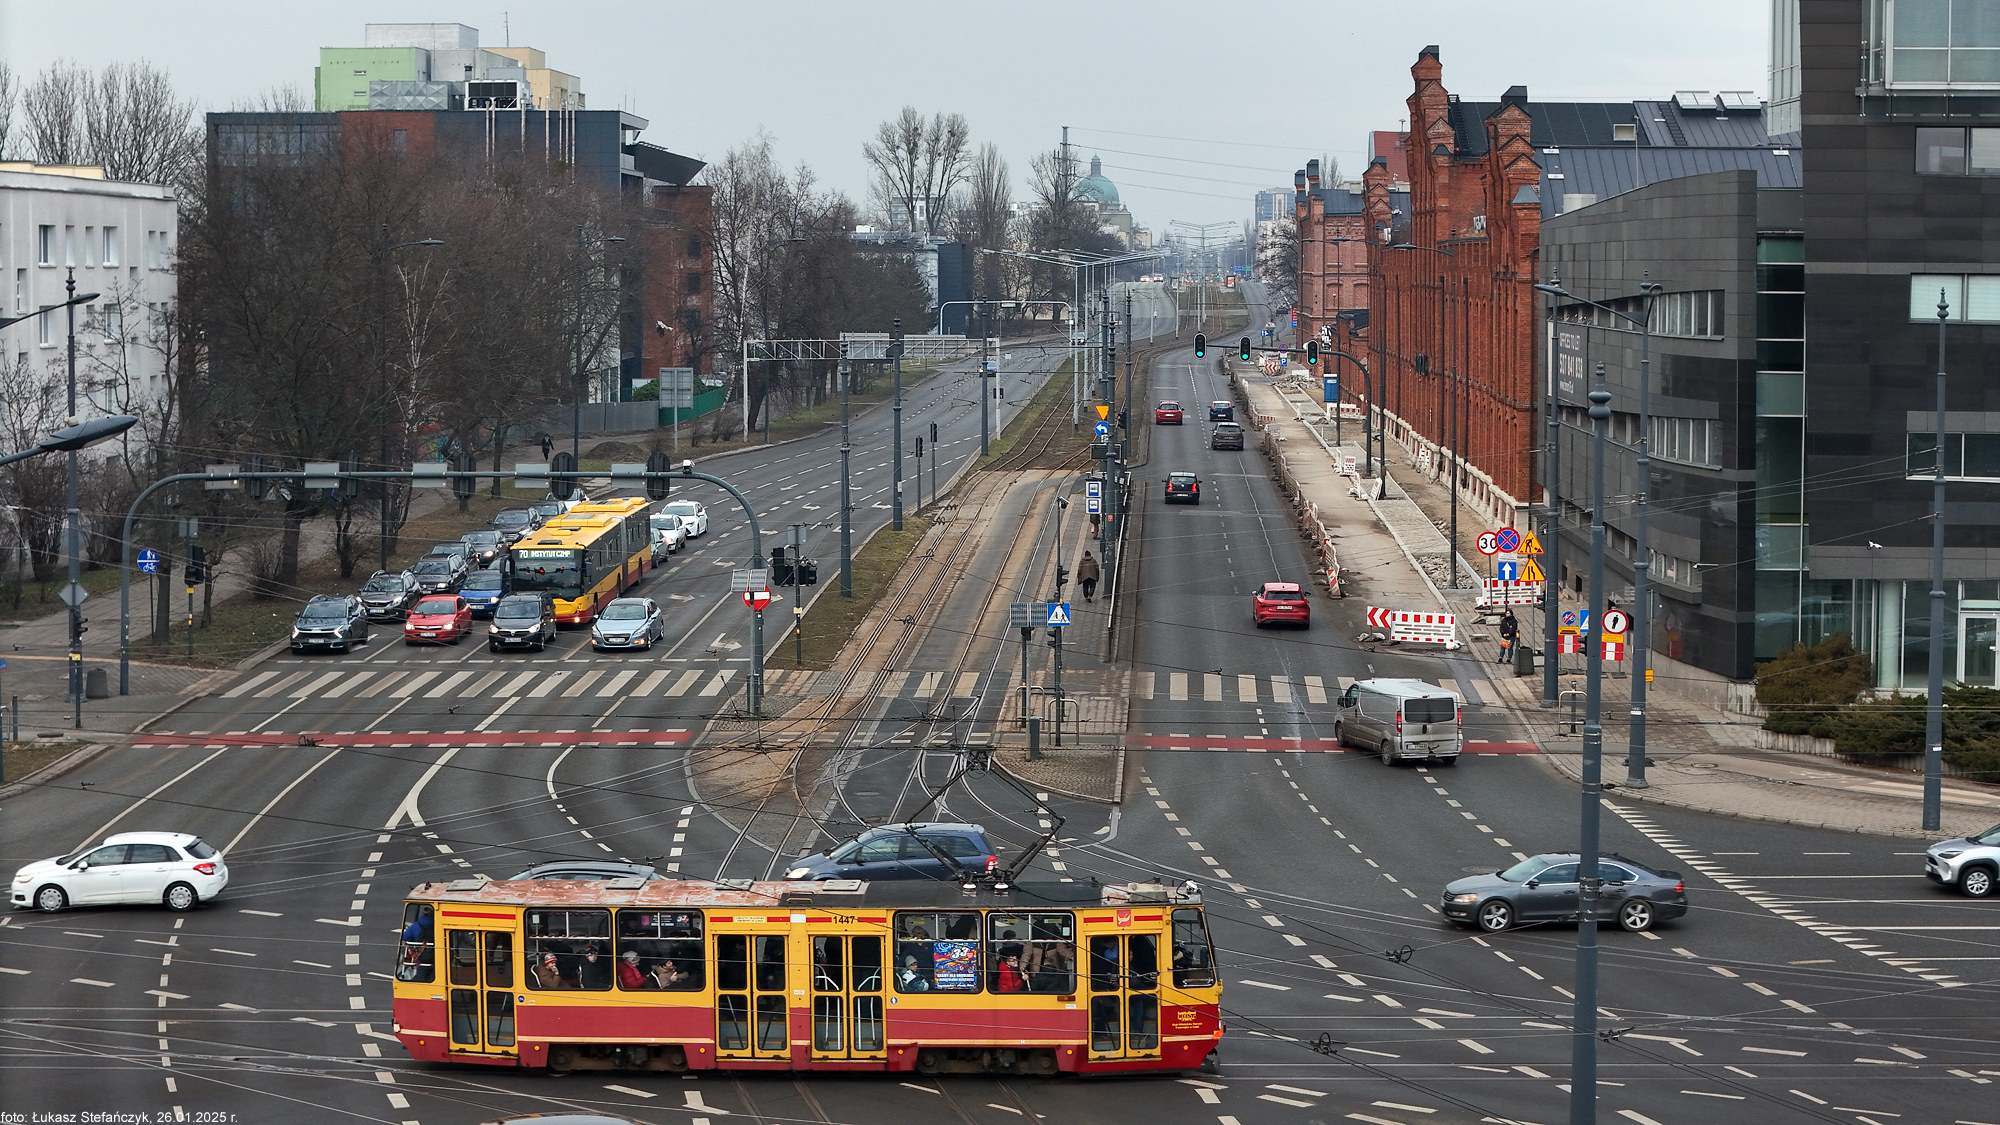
top-left (392, 878), bottom-right (1220, 1076)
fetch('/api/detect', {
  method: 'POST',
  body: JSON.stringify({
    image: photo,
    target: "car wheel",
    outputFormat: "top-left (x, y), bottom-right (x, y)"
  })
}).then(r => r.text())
top-left (403, 638), bottom-right (416, 647)
top-left (1333, 721), bottom-right (1347, 748)
top-left (34, 884), bottom-right (67, 912)
top-left (1475, 899), bottom-right (1514, 933)
top-left (489, 641), bottom-right (500, 653)
top-left (1962, 865), bottom-right (1997, 898)
top-left (1380, 740), bottom-right (1397, 766)
top-left (163, 882), bottom-right (199, 912)
top-left (1617, 898), bottom-right (1655, 932)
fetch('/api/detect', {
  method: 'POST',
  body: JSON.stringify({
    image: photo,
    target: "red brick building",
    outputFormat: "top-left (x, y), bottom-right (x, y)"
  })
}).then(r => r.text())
top-left (642, 184), bottom-right (715, 386)
top-left (1363, 46), bottom-right (1542, 509)
top-left (1292, 160), bottom-right (1370, 354)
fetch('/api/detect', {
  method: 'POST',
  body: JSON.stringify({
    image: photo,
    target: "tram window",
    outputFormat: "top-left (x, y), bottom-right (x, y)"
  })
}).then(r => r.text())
top-left (754, 934), bottom-right (787, 991)
top-left (812, 936), bottom-right (844, 992)
top-left (484, 931), bottom-right (513, 989)
top-left (1088, 935), bottom-right (1121, 992)
top-left (614, 909), bottom-right (704, 991)
top-left (851, 935), bottom-right (883, 992)
top-left (1172, 908), bottom-right (1217, 987)
top-left (396, 903), bottom-right (435, 983)
top-left (526, 908), bottom-right (611, 990)
top-left (448, 930), bottom-right (479, 987)
top-left (894, 911), bottom-right (981, 993)
top-left (716, 934), bottom-right (749, 992)
top-left (988, 912), bottom-right (1075, 993)
top-left (1128, 933), bottom-right (1158, 991)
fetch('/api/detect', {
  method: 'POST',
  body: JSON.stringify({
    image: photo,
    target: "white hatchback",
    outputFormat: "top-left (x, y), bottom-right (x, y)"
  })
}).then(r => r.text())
top-left (12, 831), bottom-right (229, 913)
top-left (661, 500), bottom-right (708, 537)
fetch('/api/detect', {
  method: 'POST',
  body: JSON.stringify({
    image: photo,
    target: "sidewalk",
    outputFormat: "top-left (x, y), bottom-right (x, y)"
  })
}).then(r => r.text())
top-left (1237, 368), bottom-right (1999, 842)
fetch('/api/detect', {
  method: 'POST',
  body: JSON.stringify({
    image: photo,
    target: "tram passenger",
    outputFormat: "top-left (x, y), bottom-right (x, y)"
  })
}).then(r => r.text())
top-left (651, 959), bottom-right (685, 988)
top-left (1032, 940), bottom-right (1075, 992)
top-left (578, 943), bottom-right (613, 990)
top-left (995, 953), bottom-right (1027, 992)
top-left (534, 951), bottom-right (563, 990)
top-left (618, 948), bottom-right (649, 989)
top-left (897, 955), bottom-right (931, 991)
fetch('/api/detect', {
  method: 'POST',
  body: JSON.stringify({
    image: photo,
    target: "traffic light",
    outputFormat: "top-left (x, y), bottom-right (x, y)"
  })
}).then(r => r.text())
top-left (184, 544), bottom-right (208, 585)
top-left (1194, 333), bottom-right (1206, 357)
top-left (1239, 337), bottom-right (1252, 361)
top-left (1306, 340), bottom-right (1320, 366)
top-left (1055, 566), bottom-right (1069, 590)
top-left (645, 451), bottom-right (671, 500)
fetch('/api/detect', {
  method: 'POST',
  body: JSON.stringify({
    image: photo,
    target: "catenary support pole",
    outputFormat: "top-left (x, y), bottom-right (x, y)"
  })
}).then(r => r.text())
top-left (839, 358), bottom-right (853, 597)
top-left (1627, 282), bottom-right (1660, 787)
top-left (892, 317), bottom-right (904, 532)
top-left (1925, 294), bottom-right (1950, 832)
top-left (1570, 368), bottom-right (1612, 1125)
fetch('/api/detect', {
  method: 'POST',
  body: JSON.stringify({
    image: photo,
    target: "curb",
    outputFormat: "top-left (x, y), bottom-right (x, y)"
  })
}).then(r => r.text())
top-left (0, 740), bottom-right (113, 800)
top-left (993, 750), bottom-right (1124, 806)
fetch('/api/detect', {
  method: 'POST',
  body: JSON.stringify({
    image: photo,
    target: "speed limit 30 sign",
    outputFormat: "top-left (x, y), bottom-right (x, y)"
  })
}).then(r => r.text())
top-left (1476, 531), bottom-right (1501, 556)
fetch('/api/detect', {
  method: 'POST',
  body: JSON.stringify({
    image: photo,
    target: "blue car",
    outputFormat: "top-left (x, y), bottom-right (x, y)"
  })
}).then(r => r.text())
top-left (459, 569), bottom-right (507, 617)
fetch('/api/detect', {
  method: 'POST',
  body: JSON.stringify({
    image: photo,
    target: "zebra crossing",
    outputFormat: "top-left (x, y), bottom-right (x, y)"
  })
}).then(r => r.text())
top-left (1133, 672), bottom-right (1487, 707)
top-left (219, 664), bottom-right (744, 703)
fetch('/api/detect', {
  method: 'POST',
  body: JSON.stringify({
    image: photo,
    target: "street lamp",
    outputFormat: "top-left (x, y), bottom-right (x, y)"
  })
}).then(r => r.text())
top-left (1535, 279), bottom-right (1660, 789)
top-left (377, 234), bottom-right (443, 573)
top-left (60, 271), bottom-right (108, 727)
top-left (1923, 293), bottom-right (1950, 833)
top-left (1570, 365), bottom-right (1615, 1125)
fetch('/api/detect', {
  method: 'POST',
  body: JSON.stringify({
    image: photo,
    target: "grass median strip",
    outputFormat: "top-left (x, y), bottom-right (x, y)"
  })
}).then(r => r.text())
top-left (780, 514), bottom-right (934, 671)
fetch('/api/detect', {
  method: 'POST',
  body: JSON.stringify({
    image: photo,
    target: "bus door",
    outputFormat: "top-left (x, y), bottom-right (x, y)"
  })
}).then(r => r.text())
top-left (444, 925), bottom-right (518, 1057)
top-left (715, 929), bottom-right (792, 1060)
top-left (1086, 923), bottom-right (1161, 1061)
top-left (808, 930), bottom-right (887, 1062)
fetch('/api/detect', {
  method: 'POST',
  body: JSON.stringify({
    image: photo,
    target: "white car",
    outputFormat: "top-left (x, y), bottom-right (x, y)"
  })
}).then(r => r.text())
top-left (13, 831), bottom-right (229, 913)
top-left (651, 522), bottom-right (686, 562)
top-left (661, 500), bottom-right (708, 537)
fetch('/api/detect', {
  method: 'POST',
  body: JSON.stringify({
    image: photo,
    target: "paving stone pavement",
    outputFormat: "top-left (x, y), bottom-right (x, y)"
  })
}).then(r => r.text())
top-left (1240, 371), bottom-right (2000, 843)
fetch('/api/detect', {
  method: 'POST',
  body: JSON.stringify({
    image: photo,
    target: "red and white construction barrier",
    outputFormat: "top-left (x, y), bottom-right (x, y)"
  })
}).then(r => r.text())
top-left (1365, 606), bottom-right (1459, 647)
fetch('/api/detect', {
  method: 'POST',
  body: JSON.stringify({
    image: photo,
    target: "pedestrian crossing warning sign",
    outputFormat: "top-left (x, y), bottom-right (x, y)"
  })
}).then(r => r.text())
top-left (1520, 559), bottom-right (1545, 582)
top-left (1519, 532), bottom-right (1544, 556)
top-left (1045, 602), bottom-right (1072, 627)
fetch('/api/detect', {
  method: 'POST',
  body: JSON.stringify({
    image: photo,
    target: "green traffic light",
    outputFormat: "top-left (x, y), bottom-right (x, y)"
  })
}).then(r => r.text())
top-left (1239, 337), bottom-right (1251, 361)
top-left (1307, 341), bottom-right (1319, 366)
top-left (1194, 333), bottom-right (1206, 358)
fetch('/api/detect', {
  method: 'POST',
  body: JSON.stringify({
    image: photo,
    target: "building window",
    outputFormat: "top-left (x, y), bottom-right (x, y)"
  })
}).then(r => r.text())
top-left (1907, 431), bottom-right (2000, 480)
top-left (1650, 416), bottom-right (1719, 467)
top-left (1552, 290), bottom-right (1722, 338)
top-left (101, 304), bottom-right (122, 345)
top-left (64, 226), bottom-right (75, 267)
top-left (12, 269), bottom-right (24, 313)
top-left (37, 225), bottom-right (54, 266)
top-left (82, 227), bottom-right (95, 267)
top-left (680, 310), bottom-right (702, 334)
top-left (1910, 274), bottom-right (2000, 321)
top-left (683, 272), bottom-right (703, 295)
top-left (1887, 0), bottom-right (2000, 88)
top-left (686, 236), bottom-right (702, 258)
top-left (37, 308), bottom-right (54, 348)
top-left (102, 226), bottom-right (118, 267)
top-left (1651, 548), bottom-right (1704, 591)
top-left (1915, 126), bottom-right (2000, 174)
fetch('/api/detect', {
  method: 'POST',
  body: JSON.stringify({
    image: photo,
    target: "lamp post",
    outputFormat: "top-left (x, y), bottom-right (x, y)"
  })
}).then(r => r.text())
top-left (1391, 243), bottom-right (1462, 586)
top-left (376, 232), bottom-right (443, 573)
top-left (1535, 279), bottom-right (1660, 787)
top-left (1571, 365), bottom-right (1614, 1125)
top-left (1924, 292), bottom-right (1950, 832)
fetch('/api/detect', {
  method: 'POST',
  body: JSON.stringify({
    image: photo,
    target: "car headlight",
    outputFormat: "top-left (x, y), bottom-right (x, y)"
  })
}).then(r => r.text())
top-left (1937, 849), bottom-right (1963, 859)
top-left (14, 873), bottom-right (32, 884)
top-left (489, 626), bottom-right (500, 635)
top-left (1446, 893), bottom-right (1478, 903)
top-left (786, 867), bottom-right (811, 879)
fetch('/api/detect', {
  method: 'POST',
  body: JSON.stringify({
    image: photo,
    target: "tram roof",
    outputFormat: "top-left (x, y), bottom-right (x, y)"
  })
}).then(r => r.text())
top-left (406, 877), bottom-right (1202, 911)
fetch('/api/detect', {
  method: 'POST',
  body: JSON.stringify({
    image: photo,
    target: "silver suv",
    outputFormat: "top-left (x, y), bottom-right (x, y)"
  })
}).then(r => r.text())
top-left (1926, 823), bottom-right (2000, 897)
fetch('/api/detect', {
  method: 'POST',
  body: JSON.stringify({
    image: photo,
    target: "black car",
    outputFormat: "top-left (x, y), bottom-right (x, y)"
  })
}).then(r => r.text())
top-left (1210, 422), bottom-right (1245, 450)
top-left (459, 530), bottom-right (503, 568)
top-left (408, 557), bottom-right (463, 596)
top-left (490, 507), bottom-right (544, 547)
top-left (460, 569), bottom-right (507, 616)
top-left (528, 499), bottom-right (569, 524)
top-left (290, 594), bottom-right (371, 653)
top-left (1442, 852), bottom-right (1688, 933)
top-left (782, 822), bottom-right (995, 882)
top-left (489, 593), bottom-right (557, 651)
top-left (1208, 400), bottom-right (1234, 421)
top-left (1164, 471), bottom-right (1201, 504)
top-left (357, 570), bottom-right (420, 621)
top-left (509, 860), bottom-right (659, 881)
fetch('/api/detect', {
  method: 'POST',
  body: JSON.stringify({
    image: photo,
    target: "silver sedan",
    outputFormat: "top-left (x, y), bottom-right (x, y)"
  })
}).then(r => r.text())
top-left (590, 598), bottom-right (664, 651)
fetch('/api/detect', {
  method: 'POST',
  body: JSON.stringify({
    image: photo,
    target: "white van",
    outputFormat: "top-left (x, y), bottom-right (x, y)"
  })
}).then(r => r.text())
top-left (1334, 678), bottom-right (1463, 766)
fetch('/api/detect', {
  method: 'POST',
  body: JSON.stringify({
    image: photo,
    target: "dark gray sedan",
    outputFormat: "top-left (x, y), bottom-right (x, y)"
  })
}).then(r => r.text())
top-left (1442, 852), bottom-right (1686, 933)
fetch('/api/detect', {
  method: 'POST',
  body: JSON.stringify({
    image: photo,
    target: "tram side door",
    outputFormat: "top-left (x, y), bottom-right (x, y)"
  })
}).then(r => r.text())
top-left (445, 926), bottom-right (518, 1057)
top-left (808, 931), bottom-right (888, 1063)
top-left (715, 929), bottom-right (792, 1060)
top-left (1086, 926), bottom-right (1161, 1061)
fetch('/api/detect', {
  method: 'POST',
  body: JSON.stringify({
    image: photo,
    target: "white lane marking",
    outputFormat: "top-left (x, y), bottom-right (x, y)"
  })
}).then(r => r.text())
top-left (356, 672), bottom-right (408, 698)
top-left (545, 746), bottom-right (578, 801)
top-left (634, 670), bottom-right (672, 696)
top-left (666, 669), bottom-right (707, 696)
top-left (321, 671), bottom-right (376, 698)
top-left (222, 746), bottom-right (342, 853)
top-left (293, 671), bottom-right (346, 697)
top-left (496, 670), bottom-right (540, 696)
top-left (562, 670), bottom-right (606, 697)
top-left (221, 671), bottom-right (280, 698)
top-left (79, 746), bottom-right (232, 849)
top-left (1204, 673), bottom-right (1223, 702)
top-left (383, 748), bottom-right (461, 830)
top-left (699, 669), bottom-right (738, 696)
top-left (391, 672), bottom-right (440, 698)
top-left (527, 671), bottom-right (570, 698)
top-left (1237, 673), bottom-right (1257, 702)
top-left (1304, 675), bottom-right (1327, 703)
top-left (1271, 677), bottom-right (1293, 704)
top-left (473, 697), bottom-right (520, 731)
top-left (425, 670), bottom-right (477, 698)
top-left (1169, 673), bottom-right (1188, 701)
top-left (596, 670), bottom-right (638, 698)
top-left (254, 671), bottom-right (310, 698)
top-left (1236, 979), bottom-right (1291, 990)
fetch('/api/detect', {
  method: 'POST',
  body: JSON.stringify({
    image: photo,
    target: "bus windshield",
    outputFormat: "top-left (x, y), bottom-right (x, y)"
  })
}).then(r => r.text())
top-left (512, 549), bottom-right (582, 596)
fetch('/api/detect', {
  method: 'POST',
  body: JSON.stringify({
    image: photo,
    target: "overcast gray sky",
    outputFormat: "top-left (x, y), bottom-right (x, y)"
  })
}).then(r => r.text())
top-left (2, 1), bottom-right (1769, 229)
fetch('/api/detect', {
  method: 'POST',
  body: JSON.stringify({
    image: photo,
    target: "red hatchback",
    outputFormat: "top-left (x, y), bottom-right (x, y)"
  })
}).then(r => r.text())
top-left (1253, 582), bottom-right (1309, 628)
top-left (404, 595), bottom-right (473, 645)
top-left (1155, 401), bottom-right (1184, 425)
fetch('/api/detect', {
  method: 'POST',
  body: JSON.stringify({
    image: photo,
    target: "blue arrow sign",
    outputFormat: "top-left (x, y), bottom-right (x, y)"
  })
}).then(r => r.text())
top-left (1094, 421), bottom-right (1110, 438)
top-left (137, 548), bottom-right (161, 575)
top-left (1045, 602), bottom-right (1072, 627)
top-left (1496, 560), bottom-right (1520, 581)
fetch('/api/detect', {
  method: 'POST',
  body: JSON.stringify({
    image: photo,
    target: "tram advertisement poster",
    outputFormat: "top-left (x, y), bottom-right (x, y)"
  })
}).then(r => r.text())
top-left (933, 942), bottom-right (978, 989)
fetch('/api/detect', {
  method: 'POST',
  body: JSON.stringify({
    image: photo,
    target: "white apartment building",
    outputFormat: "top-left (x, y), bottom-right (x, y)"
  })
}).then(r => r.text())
top-left (0, 163), bottom-right (178, 424)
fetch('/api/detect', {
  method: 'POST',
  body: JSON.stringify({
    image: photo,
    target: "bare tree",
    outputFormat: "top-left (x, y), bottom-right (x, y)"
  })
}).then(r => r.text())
top-left (961, 142), bottom-right (1014, 297)
top-left (22, 60), bottom-right (88, 166)
top-left (229, 84), bottom-right (310, 113)
top-left (1256, 216), bottom-right (1299, 308)
top-left (0, 63), bottom-right (17, 160)
top-left (862, 108), bottom-right (971, 235)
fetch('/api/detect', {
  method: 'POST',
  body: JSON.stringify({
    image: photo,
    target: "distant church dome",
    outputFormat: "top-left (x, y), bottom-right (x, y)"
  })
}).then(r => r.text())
top-left (1073, 155), bottom-right (1120, 207)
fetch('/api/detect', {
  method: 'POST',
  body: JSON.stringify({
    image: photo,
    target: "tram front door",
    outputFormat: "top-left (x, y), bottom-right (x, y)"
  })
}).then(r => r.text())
top-left (1086, 930), bottom-right (1161, 1062)
top-left (445, 928), bottom-right (517, 1057)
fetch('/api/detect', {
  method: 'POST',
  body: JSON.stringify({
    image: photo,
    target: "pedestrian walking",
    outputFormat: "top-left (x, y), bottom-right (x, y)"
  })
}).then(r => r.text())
top-left (1076, 550), bottom-right (1101, 602)
top-left (1497, 610), bottom-right (1519, 664)
top-left (539, 433), bottom-right (554, 460)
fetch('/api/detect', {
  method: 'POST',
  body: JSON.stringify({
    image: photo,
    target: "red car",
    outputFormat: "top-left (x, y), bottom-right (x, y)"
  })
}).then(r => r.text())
top-left (403, 595), bottom-right (473, 645)
top-left (1253, 581), bottom-right (1309, 628)
top-left (1155, 401), bottom-right (1184, 425)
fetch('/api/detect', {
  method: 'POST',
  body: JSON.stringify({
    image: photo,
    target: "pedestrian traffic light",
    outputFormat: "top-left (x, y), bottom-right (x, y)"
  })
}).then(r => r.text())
top-left (1306, 340), bottom-right (1320, 366)
top-left (185, 544), bottom-right (208, 585)
top-left (1239, 337), bottom-right (1252, 361)
top-left (1194, 333), bottom-right (1206, 357)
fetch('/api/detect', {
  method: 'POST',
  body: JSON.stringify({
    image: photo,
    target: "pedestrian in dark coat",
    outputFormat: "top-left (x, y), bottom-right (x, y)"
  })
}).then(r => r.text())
top-left (1077, 551), bottom-right (1101, 602)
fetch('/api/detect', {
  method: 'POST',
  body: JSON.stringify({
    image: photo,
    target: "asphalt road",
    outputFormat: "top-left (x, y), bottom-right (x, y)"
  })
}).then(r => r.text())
top-left (3, 281), bottom-right (1994, 1124)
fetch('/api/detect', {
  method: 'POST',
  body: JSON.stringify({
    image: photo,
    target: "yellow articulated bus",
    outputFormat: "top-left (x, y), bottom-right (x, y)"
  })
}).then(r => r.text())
top-left (507, 496), bottom-right (653, 625)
